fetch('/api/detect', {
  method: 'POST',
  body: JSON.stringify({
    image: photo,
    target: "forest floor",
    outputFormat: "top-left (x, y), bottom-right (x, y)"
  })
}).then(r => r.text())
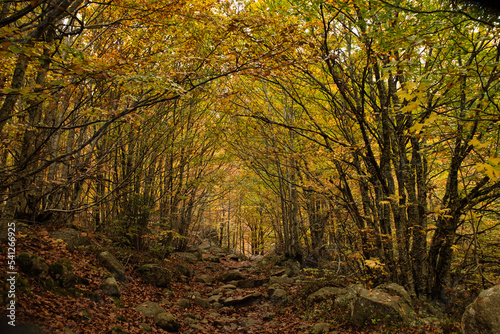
top-left (1, 225), bottom-right (463, 334)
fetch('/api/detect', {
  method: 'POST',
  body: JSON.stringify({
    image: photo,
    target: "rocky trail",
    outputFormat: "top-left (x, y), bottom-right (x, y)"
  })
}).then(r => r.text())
top-left (1, 225), bottom-right (494, 333)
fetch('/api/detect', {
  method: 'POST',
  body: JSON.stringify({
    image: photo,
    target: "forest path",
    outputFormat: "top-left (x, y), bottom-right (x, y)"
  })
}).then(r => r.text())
top-left (3, 226), bottom-right (444, 334)
top-left (6, 227), bottom-right (332, 334)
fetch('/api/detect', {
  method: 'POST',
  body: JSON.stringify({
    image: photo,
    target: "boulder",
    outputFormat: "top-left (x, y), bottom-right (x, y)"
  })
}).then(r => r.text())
top-left (270, 288), bottom-right (288, 304)
top-left (154, 312), bottom-right (179, 332)
top-left (173, 252), bottom-right (201, 263)
top-left (137, 264), bottom-right (171, 287)
top-left (173, 263), bottom-right (193, 278)
top-left (283, 259), bottom-right (301, 277)
top-left (222, 292), bottom-right (264, 307)
top-left (139, 323), bottom-right (151, 332)
top-left (236, 278), bottom-right (268, 288)
top-left (205, 256), bottom-right (221, 263)
top-left (101, 277), bottom-right (121, 297)
top-left (269, 275), bottom-right (293, 285)
top-left (135, 301), bottom-right (167, 318)
top-left (219, 284), bottom-right (237, 291)
top-left (51, 228), bottom-right (91, 249)
top-left (217, 270), bottom-right (245, 282)
top-left (176, 298), bottom-right (191, 309)
top-left (17, 252), bottom-right (49, 278)
top-left (240, 317), bottom-right (258, 328)
top-left (195, 274), bottom-right (214, 284)
top-left (350, 288), bottom-right (415, 326)
top-left (193, 296), bottom-right (210, 308)
top-left (376, 283), bottom-right (413, 306)
top-left (99, 251), bottom-right (127, 282)
top-left (227, 253), bottom-right (240, 261)
top-left (270, 269), bottom-right (286, 277)
top-left (49, 260), bottom-right (77, 288)
top-left (462, 285), bottom-right (500, 334)
top-left (197, 239), bottom-right (222, 253)
top-left (208, 294), bottom-right (222, 303)
top-left (306, 286), bottom-right (345, 304)
top-left (335, 284), bottom-right (363, 307)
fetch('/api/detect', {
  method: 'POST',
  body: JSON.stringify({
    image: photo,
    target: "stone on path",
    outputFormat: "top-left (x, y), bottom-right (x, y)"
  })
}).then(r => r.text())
top-left (99, 251), bottom-right (127, 282)
top-left (217, 270), bottom-right (245, 282)
top-left (222, 292), bottom-right (265, 307)
top-left (101, 276), bottom-right (120, 297)
top-left (154, 312), bottom-right (179, 332)
top-left (135, 301), bottom-right (167, 318)
top-left (137, 264), bottom-right (171, 287)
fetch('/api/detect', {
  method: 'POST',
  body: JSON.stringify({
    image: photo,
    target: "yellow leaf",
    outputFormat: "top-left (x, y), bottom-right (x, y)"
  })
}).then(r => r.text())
top-left (409, 123), bottom-right (424, 134)
top-left (488, 157), bottom-right (500, 165)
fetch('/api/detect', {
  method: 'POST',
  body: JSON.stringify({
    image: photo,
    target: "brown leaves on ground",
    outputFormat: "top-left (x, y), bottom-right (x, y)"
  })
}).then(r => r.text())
top-left (1, 226), bottom-right (459, 334)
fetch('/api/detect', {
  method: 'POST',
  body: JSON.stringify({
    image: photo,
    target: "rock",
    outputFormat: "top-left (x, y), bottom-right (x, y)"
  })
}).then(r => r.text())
top-left (204, 256), bottom-right (221, 263)
top-left (217, 270), bottom-right (245, 282)
top-left (219, 284), bottom-right (237, 291)
top-left (137, 264), bottom-right (171, 287)
top-left (271, 269), bottom-right (286, 277)
top-left (376, 283), bottom-right (413, 306)
top-left (309, 322), bottom-right (330, 334)
top-left (227, 253), bottom-right (239, 261)
top-left (462, 285), bottom-right (500, 334)
top-left (173, 252), bottom-right (201, 263)
top-left (249, 254), bottom-right (264, 262)
top-left (154, 312), bottom-right (179, 332)
top-left (99, 251), bottom-right (127, 282)
top-left (208, 295), bottom-right (222, 303)
top-left (193, 296), bottom-right (210, 308)
top-left (222, 292), bottom-right (264, 307)
top-left (173, 263), bottom-right (193, 278)
top-left (306, 286), bottom-right (345, 304)
top-left (101, 277), bottom-right (121, 297)
top-left (49, 260), bottom-right (77, 288)
top-left (267, 283), bottom-right (282, 296)
top-left (51, 228), bottom-right (91, 249)
top-left (135, 301), bottom-right (167, 318)
top-left (163, 289), bottom-right (175, 298)
top-left (187, 291), bottom-right (202, 299)
top-left (214, 316), bottom-right (238, 327)
top-left (197, 239), bottom-right (222, 253)
top-left (335, 284), bottom-right (363, 307)
top-left (17, 252), bottom-right (49, 278)
top-left (176, 298), bottom-right (191, 309)
top-left (283, 259), bottom-right (301, 277)
top-left (236, 278), bottom-right (268, 288)
top-left (269, 275), bottom-right (293, 285)
top-left (240, 317), bottom-right (258, 328)
top-left (139, 323), bottom-right (151, 332)
top-left (270, 288), bottom-right (288, 304)
top-left (208, 288), bottom-right (221, 296)
top-left (350, 288), bottom-right (415, 326)
top-left (195, 274), bottom-right (214, 284)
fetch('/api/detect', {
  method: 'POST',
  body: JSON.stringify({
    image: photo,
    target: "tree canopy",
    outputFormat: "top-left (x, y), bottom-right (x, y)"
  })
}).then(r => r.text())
top-left (1, 0), bottom-right (499, 300)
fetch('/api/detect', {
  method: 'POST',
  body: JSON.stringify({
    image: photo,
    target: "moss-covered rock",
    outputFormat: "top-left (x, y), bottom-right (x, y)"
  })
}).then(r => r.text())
top-left (137, 264), bottom-right (171, 288)
top-left (49, 260), bottom-right (77, 288)
top-left (17, 252), bottom-right (49, 278)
